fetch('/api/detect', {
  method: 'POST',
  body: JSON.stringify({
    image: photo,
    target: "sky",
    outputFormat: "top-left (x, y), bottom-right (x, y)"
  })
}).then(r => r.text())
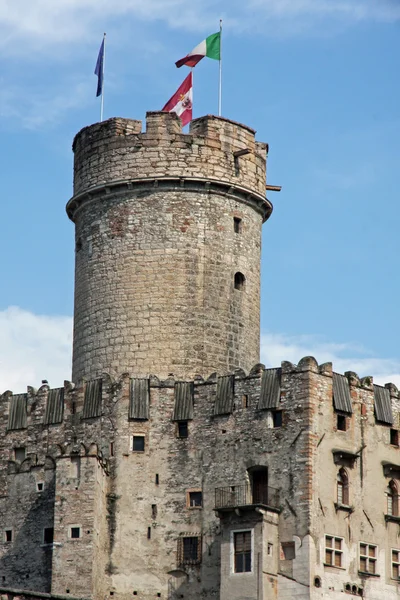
top-left (0, 0), bottom-right (400, 392)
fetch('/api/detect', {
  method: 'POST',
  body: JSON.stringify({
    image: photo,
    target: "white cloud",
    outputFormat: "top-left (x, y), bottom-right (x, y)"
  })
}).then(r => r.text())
top-left (0, 307), bottom-right (72, 393)
top-left (1, 307), bottom-right (399, 393)
top-left (261, 331), bottom-right (400, 388)
top-left (0, 0), bottom-right (398, 56)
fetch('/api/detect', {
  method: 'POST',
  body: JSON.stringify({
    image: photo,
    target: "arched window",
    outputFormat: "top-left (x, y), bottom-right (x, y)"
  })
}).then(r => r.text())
top-left (337, 468), bottom-right (349, 505)
top-left (234, 272), bottom-right (246, 290)
top-left (387, 480), bottom-right (398, 516)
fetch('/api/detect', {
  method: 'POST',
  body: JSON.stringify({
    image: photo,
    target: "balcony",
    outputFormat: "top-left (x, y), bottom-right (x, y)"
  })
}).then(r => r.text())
top-left (215, 484), bottom-right (280, 512)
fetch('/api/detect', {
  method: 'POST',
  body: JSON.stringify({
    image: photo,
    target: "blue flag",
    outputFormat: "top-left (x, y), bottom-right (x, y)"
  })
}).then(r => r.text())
top-left (94, 39), bottom-right (104, 97)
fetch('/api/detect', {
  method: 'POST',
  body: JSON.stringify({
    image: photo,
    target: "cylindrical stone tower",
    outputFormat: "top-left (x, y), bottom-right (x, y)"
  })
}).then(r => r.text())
top-left (67, 112), bottom-right (272, 383)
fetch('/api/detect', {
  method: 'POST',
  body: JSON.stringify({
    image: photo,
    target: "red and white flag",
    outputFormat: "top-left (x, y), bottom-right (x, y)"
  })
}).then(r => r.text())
top-left (162, 72), bottom-right (193, 126)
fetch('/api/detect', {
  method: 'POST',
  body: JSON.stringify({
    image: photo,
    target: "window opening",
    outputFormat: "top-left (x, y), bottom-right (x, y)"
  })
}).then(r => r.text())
top-left (188, 491), bottom-right (202, 508)
top-left (177, 421), bottom-right (188, 439)
top-left (281, 542), bottom-right (295, 560)
top-left (234, 531), bottom-right (252, 573)
top-left (155, 473), bottom-right (159, 485)
top-left (37, 482), bottom-right (44, 492)
top-left (70, 527), bottom-right (81, 539)
top-left (359, 543), bottom-right (377, 574)
top-left (337, 414), bottom-right (347, 431)
top-left (273, 411), bottom-right (283, 428)
top-left (233, 217), bottom-right (242, 234)
top-left (178, 536), bottom-right (201, 565)
top-left (5, 530), bottom-right (12, 543)
top-left (387, 480), bottom-right (398, 516)
top-left (251, 468), bottom-right (268, 505)
top-left (14, 447), bottom-right (26, 462)
top-left (234, 272), bottom-right (245, 291)
top-left (131, 436), bottom-right (145, 452)
top-left (242, 395), bottom-right (249, 408)
top-left (110, 442), bottom-right (114, 457)
top-left (392, 549), bottom-right (400, 579)
top-left (325, 535), bottom-right (343, 567)
top-left (43, 528), bottom-right (54, 544)
top-left (337, 468), bottom-right (349, 505)
top-left (391, 429), bottom-right (399, 446)
top-left (147, 526), bottom-right (151, 540)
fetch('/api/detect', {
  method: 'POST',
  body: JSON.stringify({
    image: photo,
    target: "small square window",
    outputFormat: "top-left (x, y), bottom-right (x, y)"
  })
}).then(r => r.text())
top-left (391, 429), bottom-right (399, 446)
top-left (178, 536), bottom-right (201, 565)
top-left (70, 527), bottom-right (81, 539)
top-left (131, 436), bottom-right (145, 452)
top-left (37, 482), bottom-right (44, 492)
top-left (188, 491), bottom-right (202, 508)
top-left (177, 421), bottom-right (188, 439)
top-left (43, 528), bottom-right (54, 544)
top-left (5, 530), bottom-right (12, 543)
top-left (14, 447), bottom-right (26, 462)
top-left (273, 411), bottom-right (282, 428)
top-left (337, 414), bottom-right (347, 431)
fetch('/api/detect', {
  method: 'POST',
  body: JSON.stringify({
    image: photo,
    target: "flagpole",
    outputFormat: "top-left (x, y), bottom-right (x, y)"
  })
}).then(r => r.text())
top-left (100, 32), bottom-right (106, 122)
top-left (218, 19), bottom-right (222, 116)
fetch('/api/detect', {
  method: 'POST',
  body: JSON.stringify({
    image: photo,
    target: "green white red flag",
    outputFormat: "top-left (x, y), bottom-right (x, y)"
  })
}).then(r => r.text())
top-left (162, 72), bottom-right (193, 126)
top-left (176, 32), bottom-right (221, 68)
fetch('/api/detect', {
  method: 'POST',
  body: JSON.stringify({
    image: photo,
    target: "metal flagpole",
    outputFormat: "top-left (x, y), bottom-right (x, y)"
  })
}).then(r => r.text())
top-left (100, 32), bottom-right (106, 122)
top-left (218, 19), bottom-right (222, 116)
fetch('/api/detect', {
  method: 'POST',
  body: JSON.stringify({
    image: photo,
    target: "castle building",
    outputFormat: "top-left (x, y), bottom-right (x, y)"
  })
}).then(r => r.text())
top-left (1, 112), bottom-right (400, 600)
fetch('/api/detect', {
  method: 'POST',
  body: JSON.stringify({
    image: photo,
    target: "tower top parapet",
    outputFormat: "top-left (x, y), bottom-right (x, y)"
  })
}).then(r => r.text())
top-left (69, 112), bottom-right (270, 221)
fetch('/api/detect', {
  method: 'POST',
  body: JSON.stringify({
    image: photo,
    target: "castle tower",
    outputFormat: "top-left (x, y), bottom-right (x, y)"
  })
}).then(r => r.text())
top-left (67, 112), bottom-right (272, 383)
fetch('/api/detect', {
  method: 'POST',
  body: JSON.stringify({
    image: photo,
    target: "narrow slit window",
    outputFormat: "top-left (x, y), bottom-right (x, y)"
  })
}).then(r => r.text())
top-left (233, 217), bottom-right (242, 234)
top-left (43, 528), bottom-right (54, 544)
top-left (337, 468), bottom-right (349, 506)
top-left (387, 480), bottom-right (399, 516)
top-left (234, 272), bottom-right (246, 290)
top-left (5, 530), bottom-right (12, 543)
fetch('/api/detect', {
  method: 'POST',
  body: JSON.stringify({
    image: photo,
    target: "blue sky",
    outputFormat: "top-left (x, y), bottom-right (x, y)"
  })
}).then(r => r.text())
top-left (1, 0), bottom-right (400, 391)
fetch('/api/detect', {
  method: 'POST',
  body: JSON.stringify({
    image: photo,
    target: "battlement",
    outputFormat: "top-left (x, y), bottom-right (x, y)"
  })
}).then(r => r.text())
top-left (68, 112), bottom-right (270, 220)
top-left (2, 357), bottom-right (399, 439)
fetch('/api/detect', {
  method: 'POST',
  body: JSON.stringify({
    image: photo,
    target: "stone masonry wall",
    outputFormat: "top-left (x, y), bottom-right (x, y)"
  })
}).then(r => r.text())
top-left (67, 112), bottom-right (272, 384)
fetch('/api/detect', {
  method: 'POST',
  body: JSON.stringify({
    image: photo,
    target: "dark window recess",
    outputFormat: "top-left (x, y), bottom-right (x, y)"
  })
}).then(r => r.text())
top-left (37, 482), bottom-right (44, 492)
top-left (234, 272), bottom-right (245, 290)
top-left (234, 531), bottom-right (252, 573)
top-left (189, 491), bottom-right (203, 508)
top-left (43, 528), bottom-right (54, 544)
top-left (75, 238), bottom-right (82, 252)
top-left (132, 436), bottom-right (145, 452)
top-left (273, 411), bottom-right (283, 428)
top-left (14, 447), bottom-right (26, 462)
top-left (71, 527), bottom-right (80, 539)
top-left (177, 421), bottom-right (188, 439)
top-left (242, 395), bottom-right (249, 408)
top-left (147, 527), bottom-right (151, 540)
top-left (391, 429), bottom-right (399, 446)
top-left (155, 474), bottom-right (159, 485)
top-left (281, 542), bottom-right (295, 560)
top-left (151, 504), bottom-right (157, 519)
top-left (71, 402), bottom-right (76, 415)
top-left (178, 536), bottom-right (201, 565)
top-left (110, 442), bottom-right (114, 457)
top-left (233, 217), bottom-right (242, 233)
top-left (5, 530), bottom-right (12, 542)
top-left (337, 414), bottom-right (347, 431)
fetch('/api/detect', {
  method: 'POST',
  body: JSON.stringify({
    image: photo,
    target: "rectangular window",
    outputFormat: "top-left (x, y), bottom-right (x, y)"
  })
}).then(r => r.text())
top-left (14, 447), bottom-right (26, 462)
top-left (5, 530), bottom-right (12, 543)
top-left (359, 543), bottom-right (377, 574)
top-left (177, 421), bottom-right (188, 439)
top-left (391, 429), bottom-right (399, 446)
top-left (325, 535), bottom-right (343, 568)
top-left (130, 435), bottom-right (145, 452)
top-left (177, 536), bottom-right (201, 565)
top-left (273, 411), bottom-right (283, 428)
top-left (392, 549), bottom-right (400, 579)
top-left (187, 490), bottom-right (202, 508)
top-left (43, 528), bottom-right (54, 544)
top-left (337, 414), bottom-right (347, 431)
top-left (70, 526), bottom-right (81, 539)
top-left (36, 482), bottom-right (44, 492)
top-left (234, 530), bottom-right (252, 573)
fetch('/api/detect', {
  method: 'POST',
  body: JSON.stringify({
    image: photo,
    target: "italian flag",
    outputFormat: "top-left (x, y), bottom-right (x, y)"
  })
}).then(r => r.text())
top-left (176, 32), bottom-right (220, 68)
top-left (162, 72), bottom-right (193, 126)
